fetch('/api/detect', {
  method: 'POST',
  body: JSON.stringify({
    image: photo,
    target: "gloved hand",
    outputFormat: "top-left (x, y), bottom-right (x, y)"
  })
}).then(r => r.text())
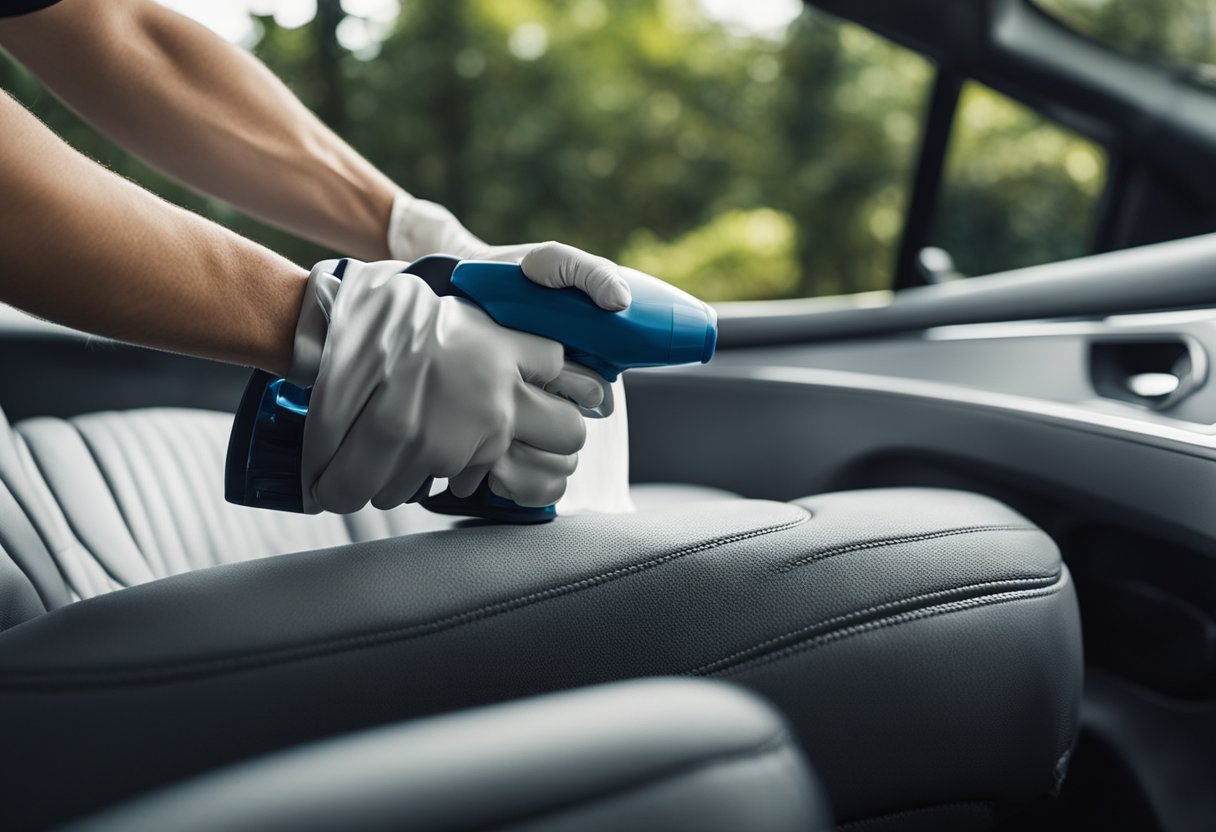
top-left (387, 190), bottom-right (632, 311)
top-left (287, 258), bottom-right (593, 514)
top-left (386, 189), bottom-right (637, 516)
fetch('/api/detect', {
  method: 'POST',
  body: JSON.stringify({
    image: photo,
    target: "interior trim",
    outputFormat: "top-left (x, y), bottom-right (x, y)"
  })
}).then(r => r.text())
top-left (715, 232), bottom-right (1216, 347)
top-left (688, 364), bottom-right (1216, 452)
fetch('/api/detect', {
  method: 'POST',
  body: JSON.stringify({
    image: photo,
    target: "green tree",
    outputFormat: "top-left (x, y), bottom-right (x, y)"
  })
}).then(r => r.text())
top-left (0, 1), bottom-right (1119, 301)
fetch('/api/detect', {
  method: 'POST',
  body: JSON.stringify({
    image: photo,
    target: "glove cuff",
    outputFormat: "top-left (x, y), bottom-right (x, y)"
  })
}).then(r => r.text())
top-left (286, 259), bottom-right (344, 387)
top-left (387, 190), bottom-right (487, 261)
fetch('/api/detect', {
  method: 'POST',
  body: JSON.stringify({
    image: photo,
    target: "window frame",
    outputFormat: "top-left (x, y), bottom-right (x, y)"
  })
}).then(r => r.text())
top-left (810, 0), bottom-right (1216, 293)
top-left (893, 64), bottom-right (1117, 288)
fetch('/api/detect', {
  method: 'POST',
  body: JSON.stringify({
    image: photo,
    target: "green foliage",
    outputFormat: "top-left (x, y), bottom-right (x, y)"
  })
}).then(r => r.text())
top-left (933, 82), bottom-right (1107, 276)
top-left (259, 1), bottom-right (940, 297)
top-left (0, 1), bottom-right (1120, 299)
top-left (1034, 0), bottom-right (1216, 68)
top-left (621, 208), bottom-right (800, 301)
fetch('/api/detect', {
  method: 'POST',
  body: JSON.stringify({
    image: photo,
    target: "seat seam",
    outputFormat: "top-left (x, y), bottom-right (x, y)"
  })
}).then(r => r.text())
top-left (779, 524), bottom-right (1040, 572)
top-left (94, 413), bottom-right (188, 575)
top-left (141, 414), bottom-right (208, 571)
top-left (686, 571), bottom-right (1062, 676)
top-left (480, 730), bottom-right (794, 832)
top-left (698, 578), bottom-right (1067, 680)
top-left (835, 800), bottom-right (994, 831)
top-left (18, 427), bottom-right (132, 592)
top-left (145, 413), bottom-right (216, 569)
top-left (0, 511), bottom-right (812, 688)
top-left (71, 418), bottom-right (153, 573)
top-left (2, 432), bottom-right (85, 604)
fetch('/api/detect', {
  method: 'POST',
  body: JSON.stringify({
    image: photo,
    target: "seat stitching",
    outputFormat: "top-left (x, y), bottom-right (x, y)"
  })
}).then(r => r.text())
top-left (687, 572), bottom-right (1061, 676)
top-left (0, 511), bottom-right (811, 688)
top-left (834, 801), bottom-right (993, 831)
top-left (475, 730), bottom-right (794, 832)
top-left (778, 524), bottom-right (1040, 572)
top-left (699, 580), bottom-right (1066, 680)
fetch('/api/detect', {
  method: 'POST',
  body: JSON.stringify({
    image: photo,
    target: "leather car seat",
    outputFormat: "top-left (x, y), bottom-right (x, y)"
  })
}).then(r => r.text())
top-left (67, 677), bottom-right (833, 832)
top-left (11, 408), bottom-right (737, 599)
top-left (0, 406), bottom-right (1083, 830)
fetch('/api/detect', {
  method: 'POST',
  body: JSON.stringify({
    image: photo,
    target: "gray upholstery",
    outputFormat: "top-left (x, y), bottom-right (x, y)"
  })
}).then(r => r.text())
top-left (0, 406), bottom-right (1083, 829)
top-left (67, 678), bottom-right (831, 832)
top-left (13, 408), bottom-right (725, 601)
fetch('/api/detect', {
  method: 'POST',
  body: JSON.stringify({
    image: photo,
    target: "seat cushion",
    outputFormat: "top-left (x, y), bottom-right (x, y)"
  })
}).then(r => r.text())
top-left (14, 408), bottom-right (735, 601)
top-left (67, 679), bottom-right (831, 832)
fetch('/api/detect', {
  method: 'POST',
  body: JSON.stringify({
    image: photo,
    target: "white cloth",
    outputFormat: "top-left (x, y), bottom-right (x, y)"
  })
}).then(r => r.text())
top-left (557, 378), bottom-right (632, 515)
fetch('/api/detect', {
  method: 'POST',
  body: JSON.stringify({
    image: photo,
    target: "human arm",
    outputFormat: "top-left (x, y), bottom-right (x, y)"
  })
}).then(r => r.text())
top-left (0, 0), bottom-right (397, 261)
top-left (0, 90), bottom-right (586, 511)
top-left (0, 89), bottom-right (306, 374)
top-left (0, 0), bottom-right (633, 308)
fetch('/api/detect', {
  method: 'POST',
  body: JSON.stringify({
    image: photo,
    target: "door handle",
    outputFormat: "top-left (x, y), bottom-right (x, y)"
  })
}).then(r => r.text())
top-left (1089, 336), bottom-right (1207, 410)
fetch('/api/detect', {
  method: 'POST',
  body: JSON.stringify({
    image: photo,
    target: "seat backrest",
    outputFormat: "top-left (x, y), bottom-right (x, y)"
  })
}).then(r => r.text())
top-left (0, 404), bottom-right (72, 628)
top-left (0, 407), bottom-right (459, 621)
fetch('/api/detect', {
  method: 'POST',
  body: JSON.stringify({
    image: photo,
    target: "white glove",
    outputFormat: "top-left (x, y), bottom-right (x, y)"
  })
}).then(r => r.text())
top-left (387, 191), bottom-right (632, 311)
top-left (288, 258), bottom-right (593, 514)
top-left (386, 190), bottom-right (637, 516)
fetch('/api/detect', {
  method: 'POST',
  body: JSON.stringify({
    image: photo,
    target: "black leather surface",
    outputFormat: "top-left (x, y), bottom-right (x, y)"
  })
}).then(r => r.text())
top-left (65, 678), bottom-right (831, 832)
top-left (0, 480), bottom-right (1080, 828)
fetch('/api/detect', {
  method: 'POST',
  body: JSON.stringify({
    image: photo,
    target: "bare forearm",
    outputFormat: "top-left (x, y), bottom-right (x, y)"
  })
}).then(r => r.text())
top-left (0, 91), bottom-right (305, 374)
top-left (0, 0), bottom-right (395, 259)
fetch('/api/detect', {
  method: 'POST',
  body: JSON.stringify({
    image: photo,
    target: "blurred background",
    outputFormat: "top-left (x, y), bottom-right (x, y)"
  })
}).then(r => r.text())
top-left (1, 0), bottom-right (1199, 301)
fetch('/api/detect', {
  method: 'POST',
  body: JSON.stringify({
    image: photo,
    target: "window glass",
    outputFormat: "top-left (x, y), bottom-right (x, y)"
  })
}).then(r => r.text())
top-left (1034, 0), bottom-right (1216, 70)
top-left (930, 81), bottom-right (1107, 277)
top-left (2, 2), bottom-right (933, 301)
top-left (610, 8), bottom-right (933, 299)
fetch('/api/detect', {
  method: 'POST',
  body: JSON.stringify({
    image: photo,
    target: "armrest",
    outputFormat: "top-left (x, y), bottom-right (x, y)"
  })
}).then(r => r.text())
top-left (66, 678), bottom-right (830, 832)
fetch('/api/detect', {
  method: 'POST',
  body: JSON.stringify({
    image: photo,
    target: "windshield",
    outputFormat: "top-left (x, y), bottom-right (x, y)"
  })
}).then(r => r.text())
top-left (1033, 0), bottom-right (1216, 70)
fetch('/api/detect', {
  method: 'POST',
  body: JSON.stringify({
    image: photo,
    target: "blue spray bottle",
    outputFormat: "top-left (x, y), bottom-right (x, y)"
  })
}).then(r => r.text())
top-left (224, 255), bottom-right (717, 523)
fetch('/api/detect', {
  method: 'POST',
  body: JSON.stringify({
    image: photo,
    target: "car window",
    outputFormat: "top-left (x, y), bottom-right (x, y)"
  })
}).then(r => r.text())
top-left (610, 8), bottom-right (933, 301)
top-left (302, 3), bottom-right (935, 302)
top-left (929, 80), bottom-right (1108, 278)
top-left (2, 2), bottom-right (933, 303)
top-left (1033, 0), bottom-right (1216, 70)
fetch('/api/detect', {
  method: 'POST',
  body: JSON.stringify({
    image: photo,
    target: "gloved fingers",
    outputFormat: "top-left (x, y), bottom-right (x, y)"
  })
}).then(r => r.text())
top-left (369, 473), bottom-right (431, 512)
top-left (509, 329), bottom-right (567, 386)
top-left (370, 427), bottom-right (497, 510)
top-left (520, 241), bottom-right (632, 311)
top-left (449, 464), bottom-right (491, 498)
top-left (513, 382), bottom-right (587, 454)
top-left (487, 442), bottom-right (579, 507)
top-left (544, 362), bottom-right (610, 413)
top-left (312, 391), bottom-right (427, 514)
top-left (314, 440), bottom-right (410, 515)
